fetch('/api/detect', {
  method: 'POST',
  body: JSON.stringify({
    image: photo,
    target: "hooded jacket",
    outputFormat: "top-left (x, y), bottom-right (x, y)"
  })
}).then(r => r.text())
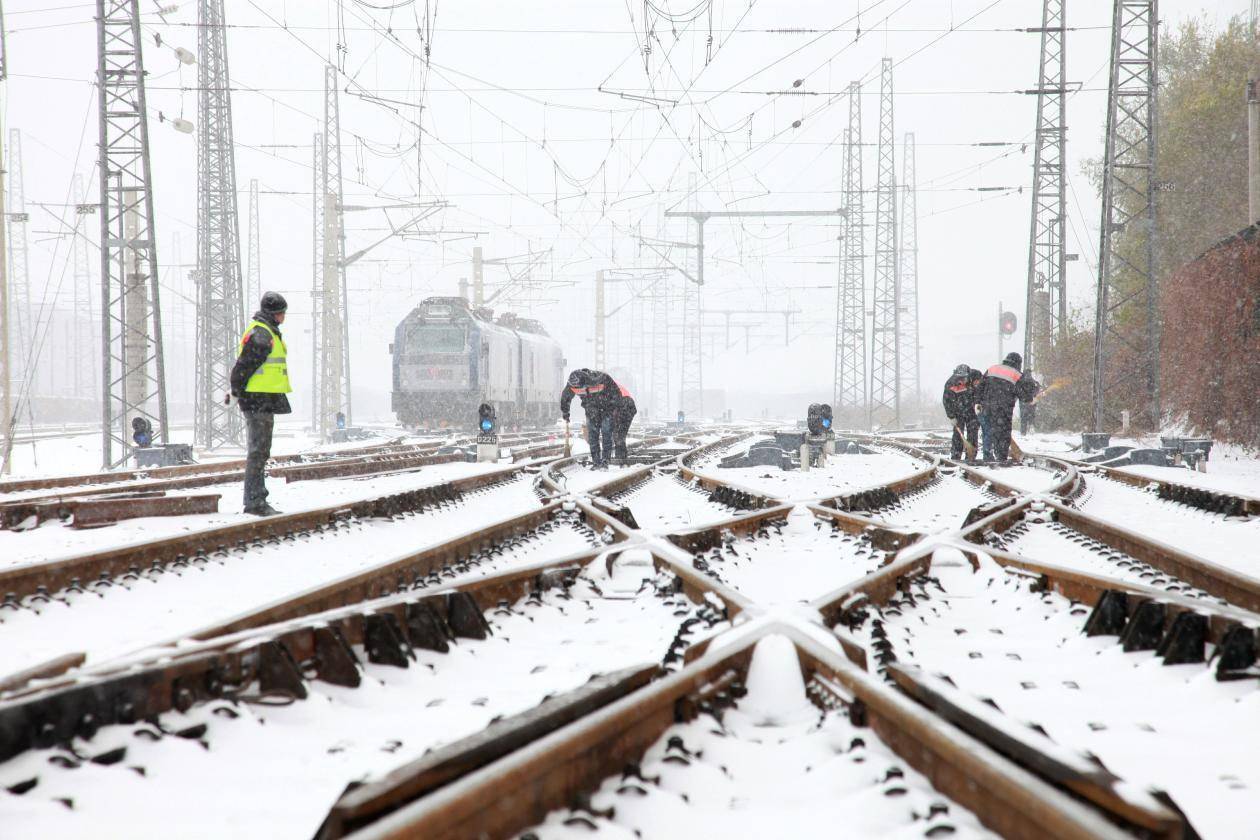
top-left (942, 371), bottom-right (977, 422)
top-left (559, 369), bottom-right (626, 420)
top-left (976, 360), bottom-right (1036, 417)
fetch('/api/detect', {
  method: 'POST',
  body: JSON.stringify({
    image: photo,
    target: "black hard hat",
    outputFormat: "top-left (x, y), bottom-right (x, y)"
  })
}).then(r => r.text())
top-left (953, 364), bottom-right (970, 377)
top-left (567, 370), bottom-right (586, 388)
top-left (261, 291), bottom-right (288, 314)
top-left (1003, 352), bottom-right (1022, 369)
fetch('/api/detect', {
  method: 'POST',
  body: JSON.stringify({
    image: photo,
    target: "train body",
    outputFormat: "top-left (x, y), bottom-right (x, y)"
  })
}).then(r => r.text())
top-left (391, 296), bottom-right (565, 428)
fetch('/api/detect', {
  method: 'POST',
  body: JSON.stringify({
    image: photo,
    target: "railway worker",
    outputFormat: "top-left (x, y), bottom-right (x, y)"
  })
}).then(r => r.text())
top-left (975, 352), bottom-right (1037, 463)
top-left (1019, 371), bottom-right (1042, 435)
top-left (941, 364), bottom-right (979, 462)
top-left (226, 291), bottom-right (292, 516)
top-left (559, 368), bottom-right (621, 469)
top-left (611, 385), bottom-right (638, 464)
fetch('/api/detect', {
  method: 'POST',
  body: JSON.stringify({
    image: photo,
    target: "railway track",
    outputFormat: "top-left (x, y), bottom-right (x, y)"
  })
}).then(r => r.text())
top-left (1, 425), bottom-right (1257, 838)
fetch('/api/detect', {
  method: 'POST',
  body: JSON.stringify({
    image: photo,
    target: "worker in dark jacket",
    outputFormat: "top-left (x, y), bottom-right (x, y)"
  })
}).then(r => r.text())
top-left (975, 352), bottom-right (1037, 463)
top-left (611, 384), bottom-right (638, 463)
top-left (559, 368), bottom-right (622, 468)
top-left (941, 364), bottom-right (979, 461)
top-left (227, 292), bottom-right (292, 515)
top-left (1019, 371), bottom-right (1042, 435)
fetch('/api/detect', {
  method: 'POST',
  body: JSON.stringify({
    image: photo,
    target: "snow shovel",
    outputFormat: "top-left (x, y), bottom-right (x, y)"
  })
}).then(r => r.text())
top-left (563, 421), bottom-right (572, 458)
top-left (953, 423), bottom-right (977, 461)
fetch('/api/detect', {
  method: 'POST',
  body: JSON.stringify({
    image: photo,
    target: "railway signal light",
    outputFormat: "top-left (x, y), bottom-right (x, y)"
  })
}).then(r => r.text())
top-left (806, 403), bottom-right (833, 436)
top-left (1000, 311), bottom-right (1018, 336)
top-left (478, 403), bottom-right (497, 435)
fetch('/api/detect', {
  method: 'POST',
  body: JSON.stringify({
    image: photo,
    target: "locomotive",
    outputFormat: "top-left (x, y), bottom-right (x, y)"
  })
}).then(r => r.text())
top-left (390, 296), bottom-right (566, 428)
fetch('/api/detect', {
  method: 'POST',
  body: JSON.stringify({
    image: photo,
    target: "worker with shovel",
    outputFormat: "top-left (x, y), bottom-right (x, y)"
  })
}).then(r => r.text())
top-left (941, 364), bottom-right (980, 462)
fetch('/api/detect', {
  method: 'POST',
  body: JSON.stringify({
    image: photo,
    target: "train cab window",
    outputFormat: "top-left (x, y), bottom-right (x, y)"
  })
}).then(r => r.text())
top-left (409, 326), bottom-right (466, 352)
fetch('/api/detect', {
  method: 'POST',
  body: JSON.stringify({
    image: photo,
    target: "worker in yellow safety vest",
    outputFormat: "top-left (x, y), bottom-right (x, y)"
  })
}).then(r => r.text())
top-left (226, 292), bottom-right (292, 515)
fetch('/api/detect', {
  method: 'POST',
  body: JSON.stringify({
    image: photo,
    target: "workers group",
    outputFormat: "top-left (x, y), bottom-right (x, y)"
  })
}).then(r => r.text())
top-left (942, 352), bottom-right (1040, 464)
top-left (559, 368), bottom-right (637, 469)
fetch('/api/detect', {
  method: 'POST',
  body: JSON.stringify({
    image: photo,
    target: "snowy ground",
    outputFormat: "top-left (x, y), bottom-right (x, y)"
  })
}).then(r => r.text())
top-left (526, 635), bottom-right (994, 840)
top-left (853, 551), bottom-right (1260, 839)
top-left (1, 564), bottom-right (717, 839)
top-left (0, 460), bottom-right (510, 569)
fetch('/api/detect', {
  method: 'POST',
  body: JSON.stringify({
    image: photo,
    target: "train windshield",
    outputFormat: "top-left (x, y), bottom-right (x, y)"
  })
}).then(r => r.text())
top-left (410, 325), bottom-right (466, 352)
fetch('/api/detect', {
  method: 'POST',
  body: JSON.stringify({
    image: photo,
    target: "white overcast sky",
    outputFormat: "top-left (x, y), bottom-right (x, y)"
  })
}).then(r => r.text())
top-left (2, 0), bottom-right (1252, 420)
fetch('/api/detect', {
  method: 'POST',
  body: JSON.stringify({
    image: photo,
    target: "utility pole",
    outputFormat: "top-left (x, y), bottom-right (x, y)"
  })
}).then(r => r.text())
top-left (1092, 0), bottom-right (1159, 432)
top-left (472, 245), bottom-right (484, 306)
top-left (1249, 1), bottom-right (1260, 225)
top-left (1024, 0), bottom-right (1068, 378)
top-left (7, 128), bottom-right (30, 392)
top-left (834, 81), bottom-right (865, 420)
top-left (594, 269), bottom-right (605, 369)
top-left (73, 174), bottom-right (97, 397)
top-left (316, 64), bottom-right (351, 440)
top-left (97, 0), bottom-right (169, 468)
top-left (310, 132), bottom-right (323, 434)
top-left (899, 131), bottom-right (920, 419)
top-left (869, 57), bottom-right (900, 429)
top-left (650, 265), bottom-right (670, 420)
top-left (194, 0), bottom-right (245, 451)
top-left (0, 20), bottom-right (9, 474)
top-left (247, 178), bottom-right (260, 310)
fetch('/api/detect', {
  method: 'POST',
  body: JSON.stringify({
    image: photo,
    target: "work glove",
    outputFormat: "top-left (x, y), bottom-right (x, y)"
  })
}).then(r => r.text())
top-left (223, 392), bottom-right (234, 406)
top-left (562, 413), bottom-right (570, 422)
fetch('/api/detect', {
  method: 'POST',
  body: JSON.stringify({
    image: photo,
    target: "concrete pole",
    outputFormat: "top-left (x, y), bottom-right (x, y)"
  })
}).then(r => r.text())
top-left (472, 245), bottom-right (484, 306)
top-left (0, 127), bottom-right (10, 475)
top-left (594, 270), bottom-right (605, 370)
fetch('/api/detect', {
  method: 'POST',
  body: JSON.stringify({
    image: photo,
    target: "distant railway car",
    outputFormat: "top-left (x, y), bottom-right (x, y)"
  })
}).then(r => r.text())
top-left (391, 296), bottom-right (565, 428)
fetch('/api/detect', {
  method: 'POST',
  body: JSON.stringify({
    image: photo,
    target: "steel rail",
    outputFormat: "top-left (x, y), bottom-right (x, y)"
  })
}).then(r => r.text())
top-left (959, 494), bottom-right (1260, 614)
top-left (0, 462), bottom-right (543, 603)
top-left (346, 622), bottom-right (1132, 840)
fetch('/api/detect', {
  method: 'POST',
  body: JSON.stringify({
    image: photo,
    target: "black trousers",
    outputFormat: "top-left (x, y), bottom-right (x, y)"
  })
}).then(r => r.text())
top-left (950, 418), bottom-right (979, 460)
top-left (989, 412), bottom-right (1014, 461)
top-left (1019, 402), bottom-right (1036, 435)
top-left (243, 411), bottom-right (275, 509)
top-left (612, 404), bottom-right (637, 459)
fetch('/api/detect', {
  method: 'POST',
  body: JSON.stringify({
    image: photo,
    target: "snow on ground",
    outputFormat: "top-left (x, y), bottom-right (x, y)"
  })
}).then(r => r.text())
top-left (858, 554), bottom-right (1260, 839)
top-left (1119, 463), bottom-right (1260, 499)
top-left (969, 462), bottom-right (1063, 494)
top-left (0, 460), bottom-right (507, 570)
top-left (692, 442), bottom-right (925, 504)
top-left (687, 508), bottom-right (881, 606)
top-left (1, 567), bottom-right (717, 840)
top-left (1076, 474), bottom-right (1260, 585)
top-left (1, 420), bottom-right (423, 481)
top-left (527, 634), bottom-right (993, 840)
top-left (870, 471), bottom-right (995, 534)
top-left (614, 473), bottom-right (735, 532)
top-left (0, 476), bottom-right (550, 675)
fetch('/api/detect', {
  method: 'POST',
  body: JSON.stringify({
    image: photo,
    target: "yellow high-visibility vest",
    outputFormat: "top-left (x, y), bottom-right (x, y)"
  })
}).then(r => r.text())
top-left (238, 320), bottom-right (291, 393)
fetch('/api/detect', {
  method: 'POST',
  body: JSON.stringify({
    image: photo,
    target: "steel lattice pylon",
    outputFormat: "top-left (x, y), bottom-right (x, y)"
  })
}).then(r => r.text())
top-left (7, 129), bottom-right (31, 392)
top-left (1024, 0), bottom-right (1068, 379)
top-left (193, 0), bottom-right (245, 451)
top-left (310, 133), bottom-right (324, 432)
top-left (869, 58), bottom-right (900, 428)
top-left (96, 0), bottom-right (169, 468)
top-left (1092, 0), bottom-right (1159, 432)
top-left (833, 81), bottom-right (865, 416)
top-left (899, 131), bottom-right (920, 416)
top-left (316, 65), bottom-right (351, 439)
top-left (246, 178), bottom-right (261, 311)
top-left (649, 267), bottom-right (670, 420)
top-left (679, 175), bottom-right (702, 418)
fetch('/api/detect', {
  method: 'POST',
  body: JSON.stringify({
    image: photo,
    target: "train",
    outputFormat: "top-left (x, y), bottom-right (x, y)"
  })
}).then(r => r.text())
top-left (390, 296), bottom-right (566, 429)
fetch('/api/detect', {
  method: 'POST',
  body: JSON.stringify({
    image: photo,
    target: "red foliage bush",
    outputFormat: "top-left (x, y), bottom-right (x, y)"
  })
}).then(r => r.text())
top-left (1161, 224), bottom-right (1260, 445)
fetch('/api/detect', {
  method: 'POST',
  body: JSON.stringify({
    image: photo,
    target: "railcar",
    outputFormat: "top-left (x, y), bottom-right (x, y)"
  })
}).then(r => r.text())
top-left (390, 296), bottom-right (565, 428)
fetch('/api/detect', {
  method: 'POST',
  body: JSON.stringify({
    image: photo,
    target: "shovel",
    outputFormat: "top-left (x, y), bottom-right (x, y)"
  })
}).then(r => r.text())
top-left (563, 421), bottom-right (572, 458)
top-left (954, 423), bottom-right (977, 461)
top-left (1008, 434), bottom-right (1025, 462)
